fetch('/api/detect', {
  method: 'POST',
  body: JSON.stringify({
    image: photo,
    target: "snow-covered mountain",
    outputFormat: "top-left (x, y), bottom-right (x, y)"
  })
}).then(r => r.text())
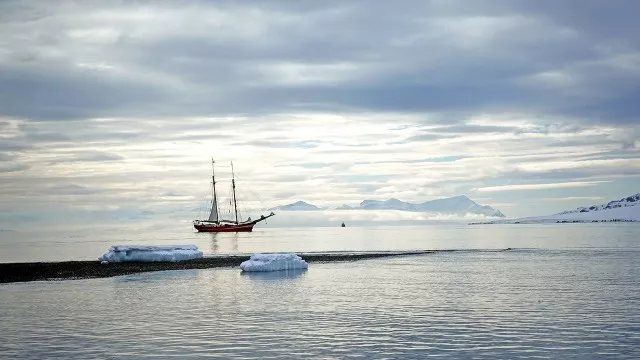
top-left (356, 196), bottom-right (505, 217)
top-left (270, 201), bottom-right (320, 211)
top-left (417, 195), bottom-right (505, 217)
top-left (473, 193), bottom-right (640, 224)
top-left (559, 193), bottom-right (640, 215)
top-left (360, 198), bottom-right (417, 211)
top-left (273, 195), bottom-right (505, 218)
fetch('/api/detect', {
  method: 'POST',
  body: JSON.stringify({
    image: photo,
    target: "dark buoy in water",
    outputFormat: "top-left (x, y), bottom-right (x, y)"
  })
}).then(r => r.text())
top-left (341, 222), bottom-right (346, 227)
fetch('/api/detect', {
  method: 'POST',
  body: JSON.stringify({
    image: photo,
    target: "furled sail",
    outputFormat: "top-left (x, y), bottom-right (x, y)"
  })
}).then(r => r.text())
top-left (208, 196), bottom-right (219, 222)
top-left (208, 158), bottom-right (219, 222)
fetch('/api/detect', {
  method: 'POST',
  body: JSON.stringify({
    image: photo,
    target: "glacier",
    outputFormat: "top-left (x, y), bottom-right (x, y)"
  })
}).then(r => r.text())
top-left (99, 245), bottom-right (203, 264)
top-left (240, 253), bottom-right (309, 272)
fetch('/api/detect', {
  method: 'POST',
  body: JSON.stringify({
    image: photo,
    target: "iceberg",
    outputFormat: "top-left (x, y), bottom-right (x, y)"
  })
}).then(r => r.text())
top-left (98, 245), bottom-right (203, 264)
top-left (240, 253), bottom-right (309, 272)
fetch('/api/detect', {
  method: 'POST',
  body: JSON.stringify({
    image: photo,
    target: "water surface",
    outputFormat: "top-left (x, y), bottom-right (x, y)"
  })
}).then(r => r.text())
top-left (2, 247), bottom-right (639, 358)
top-left (1, 224), bottom-right (639, 358)
top-left (1, 223), bottom-right (638, 262)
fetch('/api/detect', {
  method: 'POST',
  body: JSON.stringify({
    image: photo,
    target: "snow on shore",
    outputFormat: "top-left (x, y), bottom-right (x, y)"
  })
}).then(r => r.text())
top-left (99, 245), bottom-right (203, 263)
top-left (473, 202), bottom-right (639, 224)
top-left (560, 193), bottom-right (640, 215)
top-left (240, 253), bottom-right (308, 272)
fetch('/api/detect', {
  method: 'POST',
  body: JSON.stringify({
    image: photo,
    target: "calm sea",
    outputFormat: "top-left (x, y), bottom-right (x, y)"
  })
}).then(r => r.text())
top-left (1, 224), bottom-right (639, 358)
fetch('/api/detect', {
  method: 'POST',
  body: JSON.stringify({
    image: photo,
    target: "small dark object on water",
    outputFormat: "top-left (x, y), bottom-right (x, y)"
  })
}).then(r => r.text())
top-left (341, 222), bottom-right (346, 227)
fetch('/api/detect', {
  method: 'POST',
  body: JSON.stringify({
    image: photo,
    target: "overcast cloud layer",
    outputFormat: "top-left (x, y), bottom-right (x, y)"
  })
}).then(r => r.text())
top-left (1, 0), bottom-right (639, 227)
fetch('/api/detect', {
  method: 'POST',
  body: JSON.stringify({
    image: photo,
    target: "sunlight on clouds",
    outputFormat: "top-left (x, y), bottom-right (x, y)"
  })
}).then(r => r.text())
top-left (81, 5), bottom-right (290, 42)
top-left (2, 110), bottom-right (638, 224)
top-left (519, 158), bottom-right (640, 173)
top-left (476, 181), bottom-right (611, 193)
top-left (0, 118), bottom-right (21, 138)
top-left (521, 70), bottom-right (578, 89)
top-left (540, 196), bottom-right (605, 202)
top-left (67, 27), bottom-right (121, 43)
top-left (75, 62), bottom-right (116, 70)
top-left (1, 0), bottom-right (640, 225)
top-left (432, 15), bottom-right (529, 48)
top-left (248, 61), bottom-right (370, 86)
top-left (430, 14), bottom-right (576, 50)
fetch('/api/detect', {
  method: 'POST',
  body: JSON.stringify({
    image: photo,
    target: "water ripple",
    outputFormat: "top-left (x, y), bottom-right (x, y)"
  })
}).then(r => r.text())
top-left (1, 249), bottom-right (639, 359)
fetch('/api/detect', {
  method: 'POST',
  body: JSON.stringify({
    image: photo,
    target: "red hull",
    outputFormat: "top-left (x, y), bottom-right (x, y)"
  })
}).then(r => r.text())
top-left (193, 212), bottom-right (274, 233)
top-left (194, 223), bottom-right (255, 232)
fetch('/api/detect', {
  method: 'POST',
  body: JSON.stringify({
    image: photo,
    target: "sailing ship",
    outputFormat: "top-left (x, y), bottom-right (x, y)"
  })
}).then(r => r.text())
top-left (193, 159), bottom-right (274, 232)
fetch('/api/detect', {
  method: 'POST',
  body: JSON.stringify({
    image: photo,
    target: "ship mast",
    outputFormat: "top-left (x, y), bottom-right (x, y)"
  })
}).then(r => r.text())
top-left (211, 158), bottom-right (219, 222)
top-left (231, 161), bottom-right (239, 224)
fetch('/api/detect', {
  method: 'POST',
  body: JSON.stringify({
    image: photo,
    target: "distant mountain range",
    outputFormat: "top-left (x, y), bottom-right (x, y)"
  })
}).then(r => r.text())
top-left (473, 193), bottom-right (640, 224)
top-left (271, 200), bottom-right (320, 211)
top-left (271, 195), bottom-right (505, 218)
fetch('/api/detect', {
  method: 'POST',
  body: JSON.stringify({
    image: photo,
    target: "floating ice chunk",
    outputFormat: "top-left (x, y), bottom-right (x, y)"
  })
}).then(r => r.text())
top-left (240, 253), bottom-right (309, 272)
top-left (99, 245), bottom-right (203, 264)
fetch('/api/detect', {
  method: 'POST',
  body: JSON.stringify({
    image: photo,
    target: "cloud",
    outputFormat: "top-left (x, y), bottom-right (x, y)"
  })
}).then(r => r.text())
top-left (238, 139), bottom-right (322, 149)
top-left (475, 181), bottom-right (611, 193)
top-left (1, 1), bottom-right (640, 227)
top-left (263, 209), bottom-right (498, 227)
top-left (1, 1), bottom-right (639, 123)
top-left (539, 196), bottom-right (605, 202)
top-left (622, 141), bottom-right (637, 150)
top-left (44, 151), bottom-right (125, 164)
top-left (0, 140), bottom-right (32, 152)
top-left (0, 162), bottom-right (29, 173)
top-left (429, 125), bottom-right (520, 134)
top-left (46, 184), bottom-right (99, 195)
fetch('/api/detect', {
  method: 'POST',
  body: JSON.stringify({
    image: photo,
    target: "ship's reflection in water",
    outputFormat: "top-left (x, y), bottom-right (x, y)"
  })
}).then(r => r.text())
top-left (209, 232), bottom-right (239, 254)
top-left (209, 233), bottom-right (219, 253)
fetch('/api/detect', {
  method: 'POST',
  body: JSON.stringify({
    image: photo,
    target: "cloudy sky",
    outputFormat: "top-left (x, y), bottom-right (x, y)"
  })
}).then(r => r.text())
top-left (1, 0), bottom-right (639, 227)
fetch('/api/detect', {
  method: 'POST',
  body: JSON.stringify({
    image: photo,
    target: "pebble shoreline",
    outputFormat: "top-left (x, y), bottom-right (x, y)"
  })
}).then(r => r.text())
top-left (0, 251), bottom-right (436, 284)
